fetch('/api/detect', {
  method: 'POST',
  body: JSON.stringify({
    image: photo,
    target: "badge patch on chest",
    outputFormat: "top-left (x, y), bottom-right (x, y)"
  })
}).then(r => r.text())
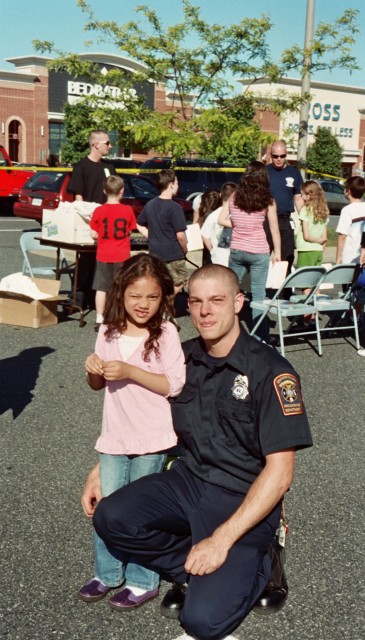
top-left (273, 373), bottom-right (303, 416)
top-left (231, 374), bottom-right (249, 400)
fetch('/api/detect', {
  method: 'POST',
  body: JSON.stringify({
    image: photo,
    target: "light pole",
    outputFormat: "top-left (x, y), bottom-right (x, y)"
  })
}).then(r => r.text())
top-left (297, 0), bottom-right (315, 179)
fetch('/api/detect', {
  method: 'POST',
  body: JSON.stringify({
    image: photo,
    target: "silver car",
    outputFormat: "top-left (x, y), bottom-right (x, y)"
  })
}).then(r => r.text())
top-left (317, 179), bottom-right (348, 215)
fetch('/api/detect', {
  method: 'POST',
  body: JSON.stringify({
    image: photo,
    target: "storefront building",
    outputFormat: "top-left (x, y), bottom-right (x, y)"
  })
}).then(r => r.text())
top-left (2, 55), bottom-right (365, 175)
top-left (0, 53), bottom-right (184, 165)
top-left (244, 77), bottom-right (365, 177)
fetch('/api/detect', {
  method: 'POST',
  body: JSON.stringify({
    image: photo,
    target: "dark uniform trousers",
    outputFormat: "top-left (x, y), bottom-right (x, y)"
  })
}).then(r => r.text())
top-left (277, 215), bottom-right (295, 301)
top-left (94, 460), bottom-right (281, 640)
top-left (278, 215), bottom-right (295, 274)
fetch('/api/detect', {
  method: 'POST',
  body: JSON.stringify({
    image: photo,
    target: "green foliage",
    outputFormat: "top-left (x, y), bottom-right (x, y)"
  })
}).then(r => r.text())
top-left (197, 96), bottom-right (268, 165)
top-left (61, 102), bottom-right (95, 164)
top-left (74, 0), bottom-right (279, 117)
top-left (280, 9), bottom-right (360, 77)
top-left (33, 2), bottom-right (360, 162)
top-left (306, 127), bottom-right (343, 176)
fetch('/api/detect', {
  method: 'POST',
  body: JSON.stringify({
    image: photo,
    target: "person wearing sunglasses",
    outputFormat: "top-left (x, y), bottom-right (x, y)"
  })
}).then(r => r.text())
top-left (267, 140), bottom-right (304, 278)
top-left (67, 130), bottom-right (117, 311)
top-left (68, 129), bottom-right (116, 213)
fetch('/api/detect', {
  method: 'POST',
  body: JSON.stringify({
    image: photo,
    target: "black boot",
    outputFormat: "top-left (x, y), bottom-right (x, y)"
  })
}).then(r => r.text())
top-left (253, 538), bottom-right (288, 615)
top-left (160, 582), bottom-right (188, 619)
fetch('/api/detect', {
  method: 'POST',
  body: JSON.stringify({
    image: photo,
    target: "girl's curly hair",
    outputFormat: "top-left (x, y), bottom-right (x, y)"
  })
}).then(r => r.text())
top-left (234, 160), bottom-right (273, 212)
top-left (301, 180), bottom-right (329, 223)
top-left (103, 253), bottom-right (176, 361)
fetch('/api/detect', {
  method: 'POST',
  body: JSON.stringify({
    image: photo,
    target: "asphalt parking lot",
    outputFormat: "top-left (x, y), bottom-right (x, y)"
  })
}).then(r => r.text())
top-left (1, 216), bottom-right (364, 640)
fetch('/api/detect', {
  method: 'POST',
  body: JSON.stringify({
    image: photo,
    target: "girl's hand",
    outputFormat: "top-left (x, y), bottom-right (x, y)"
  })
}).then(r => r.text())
top-left (102, 360), bottom-right (131, 381)
top-left (85, 353), bottom-right (105, 376)
top-left (272, 251), bottom-right (281, 263)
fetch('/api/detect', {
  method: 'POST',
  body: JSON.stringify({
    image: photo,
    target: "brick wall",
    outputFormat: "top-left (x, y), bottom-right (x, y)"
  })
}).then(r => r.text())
top-left (0, 72), bottom-right (49, 164)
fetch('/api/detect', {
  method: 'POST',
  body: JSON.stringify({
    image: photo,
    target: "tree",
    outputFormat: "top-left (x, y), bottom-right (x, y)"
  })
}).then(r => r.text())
top-left (34, 1), bottom-right (359, 162)
top-left (197, 96), bottom-right (268, 165)
top-left (280, 9), bottom-right (360, 78)
top-left (306, 127), bottom-right (343, 176)
top-left (61, 102), bottom-right (97, 164)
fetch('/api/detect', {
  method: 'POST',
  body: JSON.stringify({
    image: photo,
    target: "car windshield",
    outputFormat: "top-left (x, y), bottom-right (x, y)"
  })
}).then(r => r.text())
top-left (321, 181), bottom-right (344, 194)
top-left (126, 176), bottom-right (159, 198)
top-left (24, 171), bottom-right (67, 191)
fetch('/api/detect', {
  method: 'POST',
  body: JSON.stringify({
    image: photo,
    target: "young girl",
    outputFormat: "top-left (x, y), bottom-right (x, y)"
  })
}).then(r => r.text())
top-left (296, 180), bottom-right (329, 268)
top-left (79, 253), bottom-right (186, 610)
top-left (218, 160), bottom-right (281, 341)
top-left (194, 189), bottom-right (222, 265)
top-left (296, 180), bottom-right (329, 326)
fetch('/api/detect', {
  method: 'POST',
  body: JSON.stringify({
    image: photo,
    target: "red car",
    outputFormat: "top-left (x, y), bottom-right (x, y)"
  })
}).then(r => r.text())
top-left (13, 170), bottom-right (193, 222)
top-left (0, 145), bottom-right (44, 213)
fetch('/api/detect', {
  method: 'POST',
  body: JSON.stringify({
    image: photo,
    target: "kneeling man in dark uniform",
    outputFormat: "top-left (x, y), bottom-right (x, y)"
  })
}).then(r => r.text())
top-left (82, 264), bottom-right (312, 640)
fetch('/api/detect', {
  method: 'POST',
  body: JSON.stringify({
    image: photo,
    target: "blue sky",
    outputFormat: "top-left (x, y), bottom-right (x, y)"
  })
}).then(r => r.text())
top-left (1, 0), bottom-right (364, 87)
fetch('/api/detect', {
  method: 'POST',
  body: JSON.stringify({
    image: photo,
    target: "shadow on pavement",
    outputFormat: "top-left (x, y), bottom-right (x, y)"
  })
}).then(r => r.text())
top-left (0, 346), bottom-right (55, 418)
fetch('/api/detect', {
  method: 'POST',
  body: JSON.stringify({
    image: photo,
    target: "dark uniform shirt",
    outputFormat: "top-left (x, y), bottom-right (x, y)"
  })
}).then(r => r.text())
top-left (267, 164), bottom-right (303, 215)
top-left (171, 329), bottom-right (312, 495)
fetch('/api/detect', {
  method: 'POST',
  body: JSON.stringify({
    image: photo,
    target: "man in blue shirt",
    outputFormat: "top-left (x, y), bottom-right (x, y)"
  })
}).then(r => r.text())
top-left (267, 140), bottom-right (303, 274)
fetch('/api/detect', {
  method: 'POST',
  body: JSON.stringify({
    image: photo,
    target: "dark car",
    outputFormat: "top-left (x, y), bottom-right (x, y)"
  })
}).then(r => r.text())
top-left (317, 179), bottom-right (348, 215)
top-left (140, 157), bottom-right (243, 201)
top-left (107, 157), bottom-right (142, 169)
top-left (13, 169), bottom-right (193, 222)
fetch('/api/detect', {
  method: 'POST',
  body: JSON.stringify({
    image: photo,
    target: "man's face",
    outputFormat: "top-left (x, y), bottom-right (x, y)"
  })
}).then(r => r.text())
top-left (271, 143), bottom-right (287, 170)
top-left (93, 135), bottom-right (112, 156)
top-left (188, 275), bottom-right (244, 353)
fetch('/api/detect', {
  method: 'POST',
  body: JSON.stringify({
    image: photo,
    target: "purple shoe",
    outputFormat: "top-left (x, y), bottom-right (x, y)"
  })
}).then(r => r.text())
top-left (79, 578), bottom-right (112, 602)
top-left (109, 587), bottom-right (159, 611)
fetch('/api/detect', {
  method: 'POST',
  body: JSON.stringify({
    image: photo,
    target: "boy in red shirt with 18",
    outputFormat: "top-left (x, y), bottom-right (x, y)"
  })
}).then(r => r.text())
top-left (90, 175), bottom-right (136, 332)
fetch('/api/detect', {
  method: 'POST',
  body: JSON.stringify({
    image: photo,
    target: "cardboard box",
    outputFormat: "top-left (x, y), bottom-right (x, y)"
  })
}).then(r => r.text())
top-left (42, 208), bottom-right (95, 244)
top-left (0, 277), bottom-right (65, 328)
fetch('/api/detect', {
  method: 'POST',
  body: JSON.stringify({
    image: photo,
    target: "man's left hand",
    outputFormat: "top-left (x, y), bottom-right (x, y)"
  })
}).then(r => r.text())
top-left (184, 536), bottom-right (229, 575)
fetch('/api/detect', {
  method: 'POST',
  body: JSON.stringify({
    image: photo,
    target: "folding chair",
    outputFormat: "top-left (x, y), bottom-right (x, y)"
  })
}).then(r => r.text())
top-left (20, 231), bottom-right (74, 285)
top-left (250, 266), bottom-right (327, 357)
top-left (314, 264), bottom-right (361, 351)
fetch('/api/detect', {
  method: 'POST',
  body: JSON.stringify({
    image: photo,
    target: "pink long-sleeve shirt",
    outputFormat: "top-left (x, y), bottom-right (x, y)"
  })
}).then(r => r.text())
top-left (94, 321), bottom-right (186, 455)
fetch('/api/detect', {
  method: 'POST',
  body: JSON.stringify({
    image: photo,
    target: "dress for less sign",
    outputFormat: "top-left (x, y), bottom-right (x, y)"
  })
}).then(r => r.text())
top-left (248, 79), bottom-right (365, 158)
top-left (277, 81), bottom-right (365, 154)
top-left (287, 101), bottom-right (353, 139)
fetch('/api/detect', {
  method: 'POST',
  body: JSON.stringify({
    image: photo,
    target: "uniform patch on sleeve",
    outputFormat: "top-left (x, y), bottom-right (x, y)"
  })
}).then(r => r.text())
top-left (273, 373), bottom-right (303, 416)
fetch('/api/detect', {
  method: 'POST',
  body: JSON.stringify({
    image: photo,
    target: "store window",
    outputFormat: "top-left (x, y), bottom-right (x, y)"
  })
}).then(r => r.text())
top-left (49, 122), bottom-right (66, 166)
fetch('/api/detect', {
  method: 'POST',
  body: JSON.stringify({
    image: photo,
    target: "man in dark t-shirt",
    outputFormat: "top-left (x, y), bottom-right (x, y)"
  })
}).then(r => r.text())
top-left (67, 130), bottom-right (116, 310)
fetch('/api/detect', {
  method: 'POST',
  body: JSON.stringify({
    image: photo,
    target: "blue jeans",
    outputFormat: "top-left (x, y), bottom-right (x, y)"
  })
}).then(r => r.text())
top-left (229, 250), bottom-right (270, 341)
top-left (94, 452), bottom-right (166, 589)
